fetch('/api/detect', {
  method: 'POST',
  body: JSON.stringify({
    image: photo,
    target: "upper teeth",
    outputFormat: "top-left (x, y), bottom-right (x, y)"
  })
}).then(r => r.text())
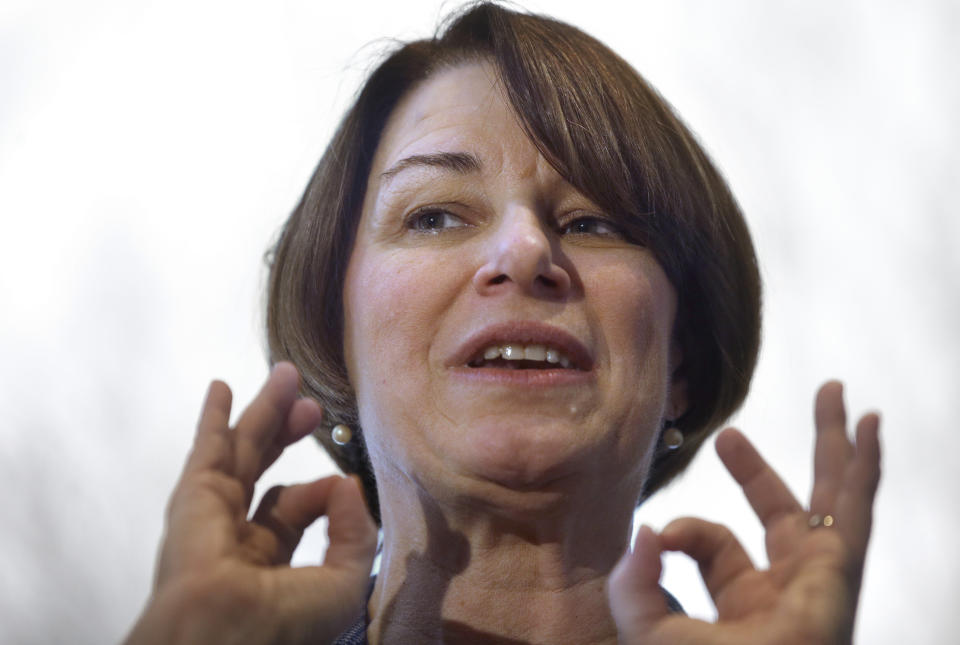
top-left (479, 343), bottom-right (572, 368)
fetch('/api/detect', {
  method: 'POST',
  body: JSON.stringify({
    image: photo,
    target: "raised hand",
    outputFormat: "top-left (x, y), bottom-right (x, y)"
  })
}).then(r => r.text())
top-left (124, 363), bottom-right (378, 645)
top-left (609, 381), bottom-right (881, 645)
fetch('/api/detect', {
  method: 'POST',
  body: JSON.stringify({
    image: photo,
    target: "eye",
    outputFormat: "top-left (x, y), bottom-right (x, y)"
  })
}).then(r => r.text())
top-left (559, 215), bottom-right (622, 238)
top-left (407, 208), bottom-right (466, 232)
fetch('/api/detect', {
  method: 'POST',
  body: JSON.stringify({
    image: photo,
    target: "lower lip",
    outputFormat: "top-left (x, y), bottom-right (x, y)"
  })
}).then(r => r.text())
top-left (448, 366), bottom-right (595, 387)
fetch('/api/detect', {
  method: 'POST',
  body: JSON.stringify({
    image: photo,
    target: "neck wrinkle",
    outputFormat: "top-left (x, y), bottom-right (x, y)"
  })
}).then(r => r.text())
top-left (367, 480), bottom-right (634, 645)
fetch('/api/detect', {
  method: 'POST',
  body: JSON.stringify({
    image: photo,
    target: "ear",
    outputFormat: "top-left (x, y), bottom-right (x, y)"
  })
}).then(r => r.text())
top-left (666, 340), bottom-right (688, 421)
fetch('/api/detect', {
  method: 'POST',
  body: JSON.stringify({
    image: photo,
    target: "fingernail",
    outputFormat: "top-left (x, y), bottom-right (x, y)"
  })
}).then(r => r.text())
top-left (634, 524), bottom-right (654, 550)
top-left (349, 474), bottom-right (367, 500)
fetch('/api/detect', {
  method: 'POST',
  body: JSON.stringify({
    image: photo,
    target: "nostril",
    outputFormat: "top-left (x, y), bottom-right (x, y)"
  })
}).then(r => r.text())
top-left (536, 275), bottom-right (558, 288)
top-left (472, 249), bottom-right (571, 296)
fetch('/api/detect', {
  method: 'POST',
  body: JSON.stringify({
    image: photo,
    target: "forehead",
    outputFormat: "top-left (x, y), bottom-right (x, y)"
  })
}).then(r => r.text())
top-left (371, 62), bottom-right (527, 173)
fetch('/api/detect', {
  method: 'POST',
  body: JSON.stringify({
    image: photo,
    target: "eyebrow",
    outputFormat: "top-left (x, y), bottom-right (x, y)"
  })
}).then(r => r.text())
top-left (379, 151), bottom-right (482, 183)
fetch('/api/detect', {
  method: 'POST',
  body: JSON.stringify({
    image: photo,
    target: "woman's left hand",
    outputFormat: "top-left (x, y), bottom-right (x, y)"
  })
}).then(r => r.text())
top-left (609, 381), bottom-right (881, 645)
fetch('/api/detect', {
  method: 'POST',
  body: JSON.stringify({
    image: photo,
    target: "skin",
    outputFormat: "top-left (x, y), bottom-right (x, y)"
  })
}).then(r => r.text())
top-left (122, 364), bottom-right (378, 645)
top-left (344, 62), bottom-right (683, 643)
top-left (123, 63), bottom-right (881, 645)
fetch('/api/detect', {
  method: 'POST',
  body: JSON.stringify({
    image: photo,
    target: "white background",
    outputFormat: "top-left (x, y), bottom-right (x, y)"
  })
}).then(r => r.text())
top-left (1, 1), bottom-right (957, 643)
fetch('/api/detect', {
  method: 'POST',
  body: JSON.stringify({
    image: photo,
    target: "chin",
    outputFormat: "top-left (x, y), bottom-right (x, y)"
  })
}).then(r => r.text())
top-left (443, 415), bottom-right (609, 495)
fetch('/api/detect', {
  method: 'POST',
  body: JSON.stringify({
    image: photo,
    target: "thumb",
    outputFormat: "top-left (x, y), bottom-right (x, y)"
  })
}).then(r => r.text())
top-left (323, 475), bottom-right (379, 573)
top-left (273, 476), bottom-right (378, 643)
top-left (608, 525), bottom-right (671, 642)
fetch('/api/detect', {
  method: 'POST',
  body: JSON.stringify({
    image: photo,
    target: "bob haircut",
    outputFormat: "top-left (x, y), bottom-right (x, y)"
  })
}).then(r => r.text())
top-left (266, 1), bottom-right (761, 523)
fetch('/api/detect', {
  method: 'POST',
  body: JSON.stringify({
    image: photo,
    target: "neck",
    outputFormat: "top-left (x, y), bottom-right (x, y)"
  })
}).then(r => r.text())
top-left (366, 472), bottom-right (639, 645)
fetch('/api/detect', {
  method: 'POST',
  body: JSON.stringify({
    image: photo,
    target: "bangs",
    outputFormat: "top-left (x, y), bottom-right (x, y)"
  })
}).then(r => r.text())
top-left (440, 7), bottom-right (710, 285)
top-left (267, 2), bottom-right (761, 511)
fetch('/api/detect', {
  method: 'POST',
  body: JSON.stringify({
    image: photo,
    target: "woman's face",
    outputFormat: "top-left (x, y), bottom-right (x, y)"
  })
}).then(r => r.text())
top-left (343, 62), bottom-right (684, 512)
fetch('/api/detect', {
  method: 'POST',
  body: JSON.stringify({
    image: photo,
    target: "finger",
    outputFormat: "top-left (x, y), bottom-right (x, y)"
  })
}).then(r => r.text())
top-left (836, 412), bottom-right (882, 562)
top-left (158, 469), bottom-right (247, 587)
top-left (250, 476), bottom-right (343, 564)
top-left (232, 363), bottom-right (301, 497)
top-left (256, 397), bottom-right (324, 478)
top-left (269, 477), bottom-right (378, 642)
top-left (183, 380), bottom-right (234, 476)
top-left (277, 397), bottom-right (324, 448)
top-left (323, 476), bottom-right (379, 573)
top-left (660, 517), bottom-right (757, 604)
top-left (608, 525), bottom-right (671, 637)
top-left (715, 428), bottom-right (802, 529)
top-left (810, 381), bottom-right (855, 514)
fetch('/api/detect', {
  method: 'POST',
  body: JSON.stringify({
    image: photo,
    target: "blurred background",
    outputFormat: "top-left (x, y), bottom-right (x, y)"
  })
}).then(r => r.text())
top-left (1, 1), bottom-right (957, 642)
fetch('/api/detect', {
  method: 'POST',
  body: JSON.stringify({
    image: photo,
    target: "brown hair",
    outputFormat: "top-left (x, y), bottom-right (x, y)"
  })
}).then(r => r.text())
top-left (266, 1), bottom-right (761, 521)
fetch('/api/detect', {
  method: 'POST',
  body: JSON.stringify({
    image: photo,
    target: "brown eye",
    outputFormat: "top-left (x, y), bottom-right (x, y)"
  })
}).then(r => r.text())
top-left (560, 216), bottom-right (621, 237)
top-left (409, 209), bottom-right (465, 232)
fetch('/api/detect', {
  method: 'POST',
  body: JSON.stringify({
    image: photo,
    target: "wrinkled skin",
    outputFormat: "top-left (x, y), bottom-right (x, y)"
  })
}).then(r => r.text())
top-left (123, 370), bottom-right (879, 645)
top-left (123, 62), bottom-right (880, 645)
top-left (123, 364), bottom-right (378, 645)
top-left (609, 382), bottom-right (881, 645)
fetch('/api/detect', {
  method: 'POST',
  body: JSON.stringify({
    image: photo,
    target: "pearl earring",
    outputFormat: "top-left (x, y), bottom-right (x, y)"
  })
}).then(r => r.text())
top-left (331, 424), bottom-right (353, 446)
top-left (663, 425), bottom-right (683, 450)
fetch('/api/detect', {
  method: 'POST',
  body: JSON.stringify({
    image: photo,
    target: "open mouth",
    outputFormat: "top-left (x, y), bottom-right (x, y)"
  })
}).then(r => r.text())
top-left (466, 343), bottom-right (580, 370)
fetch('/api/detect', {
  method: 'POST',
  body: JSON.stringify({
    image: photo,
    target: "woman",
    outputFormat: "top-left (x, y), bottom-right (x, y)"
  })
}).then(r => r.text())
top-left (125, 3), bottom-right (881, 643)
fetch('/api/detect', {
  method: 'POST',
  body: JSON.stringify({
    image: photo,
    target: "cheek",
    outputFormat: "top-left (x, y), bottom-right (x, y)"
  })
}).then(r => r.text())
top-left (344, 249), bottom-right (419, 385)
top-left (343, 245), bottom-right (470, 477)
top-left (343, 246), bottom-right (459, 424)
top-left (582, 253), bottom-right (677, 444)
top-left (587, 256), bottom-right (676, 365)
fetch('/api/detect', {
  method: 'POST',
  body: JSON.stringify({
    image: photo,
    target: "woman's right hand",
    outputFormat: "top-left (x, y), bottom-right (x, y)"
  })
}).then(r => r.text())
top-left (123, 363), bottom-right (378, 645)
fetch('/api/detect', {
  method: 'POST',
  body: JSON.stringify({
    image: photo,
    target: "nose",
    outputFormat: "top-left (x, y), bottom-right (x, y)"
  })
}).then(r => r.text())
top-left (472, 207), bottom-right (572, 298)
